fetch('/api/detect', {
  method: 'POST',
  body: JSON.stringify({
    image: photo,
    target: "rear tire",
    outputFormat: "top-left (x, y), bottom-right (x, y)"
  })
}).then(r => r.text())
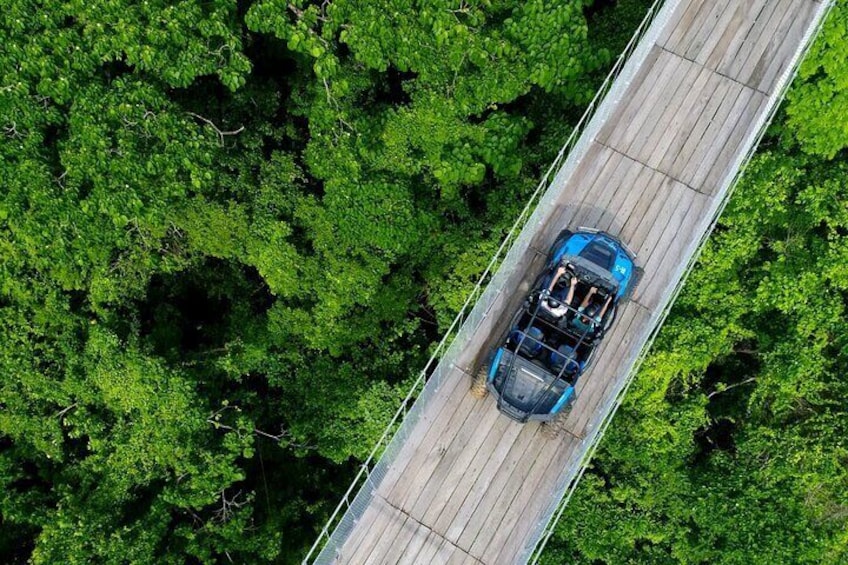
top-left (471, 366), bottom-right (489, 399)
top-left (541, 409), bottom-right (570, 440)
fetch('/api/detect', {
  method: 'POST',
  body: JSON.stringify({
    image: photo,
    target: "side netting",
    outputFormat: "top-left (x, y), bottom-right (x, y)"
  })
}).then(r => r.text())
top-left (305, 0), bottom-right (680, 563)
top-left (523, 1), bottom-right (838, 563)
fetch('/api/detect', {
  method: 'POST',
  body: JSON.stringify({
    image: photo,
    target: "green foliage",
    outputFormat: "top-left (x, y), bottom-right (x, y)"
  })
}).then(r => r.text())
top-left (785, 0), bottom-right (848, 158)
top-left (1, 0), bottom-right (628, 561)
top-left (4, 0), bottom-right (845, 562)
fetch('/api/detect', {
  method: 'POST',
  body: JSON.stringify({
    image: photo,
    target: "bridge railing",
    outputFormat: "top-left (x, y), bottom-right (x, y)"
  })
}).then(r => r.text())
top-left (303, 0), bottom-right (672, 562)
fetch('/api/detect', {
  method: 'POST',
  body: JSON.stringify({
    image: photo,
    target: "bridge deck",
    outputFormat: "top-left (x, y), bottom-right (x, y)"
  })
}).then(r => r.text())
top-left (324, 0), bottom-right (828, 563)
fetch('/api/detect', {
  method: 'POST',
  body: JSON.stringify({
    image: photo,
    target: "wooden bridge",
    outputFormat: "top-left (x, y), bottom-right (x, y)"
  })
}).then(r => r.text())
top-left (306, 0), bottom-right (833, 563)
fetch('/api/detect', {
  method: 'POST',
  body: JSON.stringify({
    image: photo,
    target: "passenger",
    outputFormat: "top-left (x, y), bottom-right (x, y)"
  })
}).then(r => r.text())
top-left (570, 291), bottom-right (614, 336)
top-left (575, 285), bottom-right (598, 314)
top-left (540, 264), bottom-right (577, 318)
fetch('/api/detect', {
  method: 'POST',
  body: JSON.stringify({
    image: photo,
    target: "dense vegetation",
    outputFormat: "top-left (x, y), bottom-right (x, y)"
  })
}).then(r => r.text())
top-left (0, 0), bottom-right (844, 564)
top-left (0, 0), bottom-right (648, 562)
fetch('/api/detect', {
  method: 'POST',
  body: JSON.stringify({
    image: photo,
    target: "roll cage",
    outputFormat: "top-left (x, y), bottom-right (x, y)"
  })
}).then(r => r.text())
top-left (497, 281), bottom-right (603, 417)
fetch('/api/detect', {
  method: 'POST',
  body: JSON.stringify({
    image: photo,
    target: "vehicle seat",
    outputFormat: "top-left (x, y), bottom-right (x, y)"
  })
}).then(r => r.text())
top-left (511, 326), bottom-right (545, 358)
top-left (550, 344), bottom-right (581, 379)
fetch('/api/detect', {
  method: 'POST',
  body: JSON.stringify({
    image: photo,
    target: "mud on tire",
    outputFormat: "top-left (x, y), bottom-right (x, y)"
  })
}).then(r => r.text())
top-left (541, 409), bottom-right (570, 439)
top-left (471, 366), bottom-right (489, 399)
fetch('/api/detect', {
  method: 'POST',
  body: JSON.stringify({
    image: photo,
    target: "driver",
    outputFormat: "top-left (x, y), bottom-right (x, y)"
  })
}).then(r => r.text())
top-left (570, 291), bottom-right (614, 336)
top-left (539, 264), bottom-right (577, 318)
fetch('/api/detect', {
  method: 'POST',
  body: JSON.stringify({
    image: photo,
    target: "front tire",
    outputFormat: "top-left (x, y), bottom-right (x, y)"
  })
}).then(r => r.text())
top-left (625, 266), bottom-right (644, 301)
top-left (471, 366), bottom-right (489, 399)
top-left (547, 229), bottom-right (573, 264)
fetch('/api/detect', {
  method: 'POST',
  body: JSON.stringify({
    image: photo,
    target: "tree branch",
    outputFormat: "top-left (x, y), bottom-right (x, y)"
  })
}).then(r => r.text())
top-left (707, 377), bottom-right (757, 399)
top-left (187, 112), bottom-right (244, 147)
top-left (53, 402), bottom-right (78, 419)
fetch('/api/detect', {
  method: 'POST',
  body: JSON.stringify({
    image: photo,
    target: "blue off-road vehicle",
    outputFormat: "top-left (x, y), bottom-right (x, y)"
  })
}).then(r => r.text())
top-left (471, 228), bottom-right (641, 437)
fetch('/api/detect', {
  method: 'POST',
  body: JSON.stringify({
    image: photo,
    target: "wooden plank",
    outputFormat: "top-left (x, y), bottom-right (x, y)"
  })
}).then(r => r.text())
top-left (345, 496), bottom-right (404, 564)
top-left (477, 439), bottom-right (574, 563)
top-left (414, 532), bottom-right (448, 564)
top-left (442, 425), bottom-right (543, 542)
top-left (451, 426), bottom-right (550, 548)
top-left (382, 374), bottom-right (475, 503)
top-left (613, 51), bottom-right (687, 154)
top-left (657, 69), bottom-right (725, 173)
top-left (661, 0), bottom-right (708, 51)
top-left (757, 1), bottom-right (818, 93)
top-left (629, 56), bottom-right (703, 163)
top-left (708, 0), bottom-right (770, 73)
top-left (665, 76), bottom-right (736, 183)
top-left (384, 516), bottom-right (423, 565)
top-left (419, 411), bottom-right (516, 526)
top-left (391, 389), bottom-right (483, 510)
top-left (716, 0), bottom-right (775, 78)
top-left (606, 48), bottom-right (682, 151)
top-left (687, 87), bottom-right (757, 192)
top-left (570, 149), bottom-right (634, 230)
top-left (635, 183), bottom-right (699, 278)
top-left (539, 141), bottom-right (614, 226)
top-left (699, 92), bottom-right (768, 193)
top-left (682, 0), bottom-right (730, 62)
top-left (338, 501), bottom-right (384, 562)
top-left (427, 413), bottom-right (524, 534)
top-left (487, 440), bottom-right (586, 564)
top-left (638, 193), bottom-right (712, 311)
top-left (547, 144), bottom-right (620, 234)
top-left (396, 522), bottom-right (433, 565)
top-left (461, 553), bottom-right (483, 565)
top-left (445, 548), bottom-right (469, 565)
top-left (362, 507), bottom-right (411, 565)
top-left (645, 63), bottom-right (713, 170)
top-left (378, 367), bottom-right (469, 498)
top-left (678, 82), bottom-right (749, 190)
top-left (631, 175), bottom-right (685, 261)
top-left (406, 396), bottom-right (503, 518)
top-left (597, 46), bottom-right (662, 146)
top-left (432, 538), bottom-right (458, 565)
top-left (642, 181), bottom-right (694, 268)
top-left (693, 0), bottom-right (748, 67)
top-left (630, 185), bottom-right (700, 313)
top-left (727, 0), bottom-right (789, 86)
top-left (622, 55), bottom-right (696, 160)
top-left (599, 164), bottom-right (656, 235)
top-left (743, 0), bottom-right (816, 93)
top-left (616, 167), bottom-right (666, 243)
